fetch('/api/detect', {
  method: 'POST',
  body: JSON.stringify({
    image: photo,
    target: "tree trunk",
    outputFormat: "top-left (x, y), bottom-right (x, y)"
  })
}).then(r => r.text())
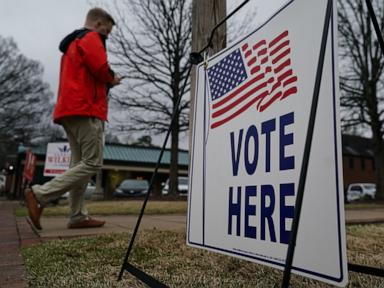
top-left (372, 123), bottom-right (384, 200)
top-left (373, 145), bottom-right (384, 200)
top-left (169, 111), bottom-right (180, 197)
top-left (169, 56), bottom-right (182, 197)
top-left (367, 82), bottom-right (384, 201)
top-left (169, 72), bottom-right (180, 197)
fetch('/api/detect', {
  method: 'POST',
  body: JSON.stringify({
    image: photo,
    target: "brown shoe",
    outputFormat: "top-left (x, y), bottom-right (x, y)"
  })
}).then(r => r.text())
top-left (67, 217), bottom-right (105, 229)
top-left (24, 188), bottom-right (43, 230)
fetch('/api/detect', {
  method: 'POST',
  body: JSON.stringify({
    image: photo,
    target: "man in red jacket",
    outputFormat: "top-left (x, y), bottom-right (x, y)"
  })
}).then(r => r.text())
top-left (25, 8), bottom-right (120, 230)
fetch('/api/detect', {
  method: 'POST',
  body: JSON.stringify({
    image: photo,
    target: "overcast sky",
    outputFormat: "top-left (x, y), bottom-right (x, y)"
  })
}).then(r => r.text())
top-left (0, 0), bottom-right (287, 101)
top-left (0, 0), bottom-right (92, 100)
top-left (0, 0), bottom-right (288, 147)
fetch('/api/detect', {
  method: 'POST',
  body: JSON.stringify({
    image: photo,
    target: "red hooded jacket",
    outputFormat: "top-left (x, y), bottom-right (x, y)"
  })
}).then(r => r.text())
top-left (53, 29), bottom-right (114, 123)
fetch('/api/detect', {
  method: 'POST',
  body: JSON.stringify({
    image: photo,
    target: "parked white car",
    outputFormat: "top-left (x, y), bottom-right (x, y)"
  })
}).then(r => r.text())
top-left (162, 176), bottom-right (188, 196)
top-left (63, 181), bottom-right (96, 199)
top-left (0, 175), bottom-right (6, 194)
top-left (51, 181), bottom-right (96, 204)
top-left (346, 183), bottom-right (376, 202)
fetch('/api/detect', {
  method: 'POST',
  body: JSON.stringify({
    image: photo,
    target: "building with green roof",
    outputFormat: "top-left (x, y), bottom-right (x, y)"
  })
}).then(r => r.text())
top-left (10, 143), bottom-right (189, 199)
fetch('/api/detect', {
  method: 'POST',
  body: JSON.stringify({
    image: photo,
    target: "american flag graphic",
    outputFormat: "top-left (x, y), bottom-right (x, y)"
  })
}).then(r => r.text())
top-left (207, 30), bottom-right (298, 129)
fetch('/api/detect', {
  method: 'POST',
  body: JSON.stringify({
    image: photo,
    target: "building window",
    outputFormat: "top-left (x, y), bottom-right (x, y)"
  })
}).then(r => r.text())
top-left (361, 158), bottom-right (365, 171)
top-left (349, 157), bottom-right (354, 170)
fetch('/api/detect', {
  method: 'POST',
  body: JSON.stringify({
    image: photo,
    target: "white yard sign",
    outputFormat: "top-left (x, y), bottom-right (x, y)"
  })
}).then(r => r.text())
top-left (43, 142), bottom-right (71, 177)
top-left (187, 0), bottom-right (348, 286)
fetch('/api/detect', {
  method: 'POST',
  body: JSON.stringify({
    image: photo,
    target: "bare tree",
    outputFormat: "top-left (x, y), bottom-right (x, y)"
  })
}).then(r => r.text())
top-left (338, 0), bottom-right (384, 200)
top-left (107, 0), bottom-right (192, 196)
top-left (0, 36), bottom-right (54, 166)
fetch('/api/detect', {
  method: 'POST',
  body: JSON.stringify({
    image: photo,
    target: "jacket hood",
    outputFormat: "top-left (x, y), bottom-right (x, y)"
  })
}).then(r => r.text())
top-left (59, 28), bottom-right (90, 53)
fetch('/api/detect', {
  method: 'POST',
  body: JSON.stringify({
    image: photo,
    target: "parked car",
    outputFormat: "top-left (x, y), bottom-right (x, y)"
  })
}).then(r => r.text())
top-left (162, 176), bottom-right (188, 196)
top-left (0, 175), bottom-right (6, 194)
top-left (346, 183), bottom-right (376, 202)
top-left (113, 179), bottom-right (149, 198)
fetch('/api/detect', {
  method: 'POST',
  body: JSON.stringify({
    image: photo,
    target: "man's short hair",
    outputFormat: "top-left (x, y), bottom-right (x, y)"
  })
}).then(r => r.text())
top-left (86, 8), bottom-right (115, 26)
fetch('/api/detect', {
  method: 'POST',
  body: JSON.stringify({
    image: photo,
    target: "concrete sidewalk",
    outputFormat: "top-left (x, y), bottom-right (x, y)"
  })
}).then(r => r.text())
top-left (19, 207), bottom-right (384, 240)
top-left (31, 214), bottom-right (186, 239)
top-left (345, 208), bottom-right (384, 225)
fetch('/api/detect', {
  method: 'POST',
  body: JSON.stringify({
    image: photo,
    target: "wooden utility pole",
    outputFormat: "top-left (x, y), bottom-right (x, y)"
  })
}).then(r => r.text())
top-left (189, 0), bottom-right (227, 148)
top-left (192, 0), bottom-right (227, 53)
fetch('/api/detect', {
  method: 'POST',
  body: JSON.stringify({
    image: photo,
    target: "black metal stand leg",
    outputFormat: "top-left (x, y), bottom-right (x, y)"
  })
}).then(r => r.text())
top-left (365, 0), bottom-right (384, 56)
top-left (348, 263), bottom-right (384, 277)
top-left (117, 1), bottom-right (252, 285)
top-left (281, 0), bottom-right (333, 287)
top-left (117, 64), bottom-right (193, 283)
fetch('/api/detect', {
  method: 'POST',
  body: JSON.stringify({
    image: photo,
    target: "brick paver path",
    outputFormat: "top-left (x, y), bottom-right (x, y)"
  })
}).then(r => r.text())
top-left (0, 200), bottom-right (28, 288)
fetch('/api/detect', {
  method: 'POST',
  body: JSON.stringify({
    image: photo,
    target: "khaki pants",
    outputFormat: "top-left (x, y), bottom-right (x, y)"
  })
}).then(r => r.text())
top-left (33, 116), bottom-right (104, 223)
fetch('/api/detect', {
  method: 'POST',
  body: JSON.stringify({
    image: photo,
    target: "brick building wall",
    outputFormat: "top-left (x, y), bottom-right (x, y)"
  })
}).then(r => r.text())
top-left (342, 135), bottom-right (378, 191)
top-left (342, 155), bottom-right (376, 191)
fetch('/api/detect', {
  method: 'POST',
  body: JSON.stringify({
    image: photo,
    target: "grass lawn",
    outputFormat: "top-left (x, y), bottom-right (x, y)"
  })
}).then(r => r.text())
top-left (15, 200), bottom-right (188, 217)
top-left (21, 224), bottom-right (384, 288)
top-left (15, 199), bottom-right (384, 218)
